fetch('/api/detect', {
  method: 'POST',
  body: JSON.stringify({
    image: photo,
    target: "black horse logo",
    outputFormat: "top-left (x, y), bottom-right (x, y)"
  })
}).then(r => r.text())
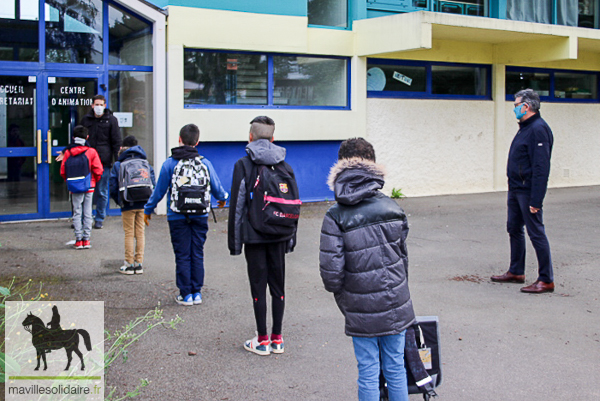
top-left (22, 306), bottom-right (92, 371)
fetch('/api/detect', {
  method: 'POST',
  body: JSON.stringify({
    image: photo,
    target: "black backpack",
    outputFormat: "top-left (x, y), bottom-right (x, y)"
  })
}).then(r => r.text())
top-left (64, 150), bottom-right (91, 193)
top-left (118, 158), bottom-right (153, 205)
top-left (246, 159), bottom-right (301, 236)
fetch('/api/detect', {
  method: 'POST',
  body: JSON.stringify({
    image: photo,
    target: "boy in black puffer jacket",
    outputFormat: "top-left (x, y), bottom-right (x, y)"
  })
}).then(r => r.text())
top-left (110, 135), bottom-right (155, 275)
top-left (319, 138), bottom-right (415, 401)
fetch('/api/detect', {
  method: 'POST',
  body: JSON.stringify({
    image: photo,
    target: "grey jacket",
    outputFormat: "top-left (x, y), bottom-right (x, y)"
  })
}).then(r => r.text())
top-left (319, 158), bottom-right (415, 337)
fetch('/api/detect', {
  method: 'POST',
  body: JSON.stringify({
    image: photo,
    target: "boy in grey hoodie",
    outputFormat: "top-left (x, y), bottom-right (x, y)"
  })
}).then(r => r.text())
top-left (228, 116), bottom-right (298, 356)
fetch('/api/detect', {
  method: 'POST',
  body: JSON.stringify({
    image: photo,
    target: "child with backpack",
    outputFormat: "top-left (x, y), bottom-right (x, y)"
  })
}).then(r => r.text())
top-left (228, 116), bottom-right (300, 356)
top-left (60, 125), bottom-right (104, 249)
top-left (144, 124), bottom-right (228, 306)
top-left (109, 135), bottom-right (156, 275)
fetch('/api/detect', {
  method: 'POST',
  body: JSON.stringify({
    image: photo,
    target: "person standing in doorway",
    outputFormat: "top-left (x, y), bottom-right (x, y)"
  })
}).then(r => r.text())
top-left (80, 94), bottom-right (122, 229)
top-left (491, 88), bottom-right (555, 294)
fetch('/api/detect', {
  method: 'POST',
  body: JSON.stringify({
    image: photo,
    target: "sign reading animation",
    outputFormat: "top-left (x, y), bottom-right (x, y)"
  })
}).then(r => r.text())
top-left (51, 85), bottom-right (93, 107)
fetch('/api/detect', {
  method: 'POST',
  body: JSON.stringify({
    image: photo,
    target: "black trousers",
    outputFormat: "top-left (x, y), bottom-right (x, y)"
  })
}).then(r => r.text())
top-left (244, 242), bottom-right (286, 337)
top-left (507, 191), bottom-right (553, 283)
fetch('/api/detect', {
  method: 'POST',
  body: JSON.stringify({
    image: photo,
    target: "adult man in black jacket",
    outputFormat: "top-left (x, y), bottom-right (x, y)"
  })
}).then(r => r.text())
top-left (491, 89), bottom-right (554, 294)
top-left (80, 94), bottom-right (121, 229)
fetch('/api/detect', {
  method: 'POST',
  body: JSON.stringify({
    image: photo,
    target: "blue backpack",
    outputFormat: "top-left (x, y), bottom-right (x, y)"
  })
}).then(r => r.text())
top-left (64, 150), bottom-right (91, 193)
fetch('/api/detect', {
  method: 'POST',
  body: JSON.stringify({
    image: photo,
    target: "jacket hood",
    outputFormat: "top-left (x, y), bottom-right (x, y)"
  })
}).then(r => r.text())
top-left (245, 139), bottom-right (286, 165)
top-left (171, 145), bottom-right (199, 160)
top-left (118, 145), bottom-right (147, 162)
top-left (327, 158), bottom-right (386, 205)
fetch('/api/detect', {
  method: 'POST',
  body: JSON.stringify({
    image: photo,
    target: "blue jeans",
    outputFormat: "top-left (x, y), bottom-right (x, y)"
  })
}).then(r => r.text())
top-left (352, 331), bottom-right (408, 401)
top-left (168, 216), bottom-right (208, 297)
top-left (93, 168), bottom-right (110, 222)
top-left (507, 191), bottom-right (553, 283)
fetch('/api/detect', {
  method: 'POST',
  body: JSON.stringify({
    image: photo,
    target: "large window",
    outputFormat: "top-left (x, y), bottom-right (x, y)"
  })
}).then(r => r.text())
top-left (308, 0), bottom-right (347, 28)
top-left (0, 0), bottom-right (39, 61)
top-left (367, 59), bottom-right (490, 99)
top-left (184, 50), bottom-right (349, 109)
top-left (506, 67), bottom-right (599, 102)
top-left (109, 3), bottom-right (152, 66)
top-left (45, 0), bottom-right (103, 64)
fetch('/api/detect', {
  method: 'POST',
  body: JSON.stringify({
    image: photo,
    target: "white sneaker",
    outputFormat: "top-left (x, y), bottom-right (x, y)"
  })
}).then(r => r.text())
top-left (192, 292), bottom-right (202, 305)
top-left (243, 334), bottom-right (271, 356)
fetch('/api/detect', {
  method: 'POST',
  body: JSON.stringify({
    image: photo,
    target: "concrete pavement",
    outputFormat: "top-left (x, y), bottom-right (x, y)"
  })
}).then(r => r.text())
top-left (1, 186), bottom-right (599, 400)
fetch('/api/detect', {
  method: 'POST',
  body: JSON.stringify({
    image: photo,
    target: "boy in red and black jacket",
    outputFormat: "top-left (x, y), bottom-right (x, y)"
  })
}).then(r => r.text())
top-left (60, 126), bottom-right (104, 249)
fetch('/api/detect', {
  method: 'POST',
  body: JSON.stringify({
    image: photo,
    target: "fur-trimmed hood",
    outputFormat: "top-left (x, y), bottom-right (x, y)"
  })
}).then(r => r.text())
top-left (327, 158), bottom-right (386, 205)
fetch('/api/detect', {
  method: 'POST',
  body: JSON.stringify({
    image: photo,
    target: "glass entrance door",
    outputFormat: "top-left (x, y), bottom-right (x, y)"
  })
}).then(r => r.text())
top-left (46, 74), bottom-right (99, 214)
top-left (0, 74), bottom-right (39, 219)
top-left (0, 73), bottom-right (100, 221)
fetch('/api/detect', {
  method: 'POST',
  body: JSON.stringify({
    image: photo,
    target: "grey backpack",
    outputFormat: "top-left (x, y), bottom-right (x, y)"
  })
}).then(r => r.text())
top-left (118, 158), bottom-right (153, 205)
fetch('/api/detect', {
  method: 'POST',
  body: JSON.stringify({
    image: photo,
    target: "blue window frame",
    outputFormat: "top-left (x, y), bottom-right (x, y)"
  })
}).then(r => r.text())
top-left (367, 59), bottom-right (491, 100)
top-left (184, 49), bottom-right (351, 110)
top-left (366, 0), bottom-right (487, 17)
top-left (505, 66), bottom-right (600, 103)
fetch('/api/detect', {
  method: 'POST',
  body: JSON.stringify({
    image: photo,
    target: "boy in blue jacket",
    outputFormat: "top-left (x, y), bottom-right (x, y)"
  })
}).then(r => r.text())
top-left (144, 124), bottom-right (229, 306)
top-left (110, 135), bottom-right (156, 275)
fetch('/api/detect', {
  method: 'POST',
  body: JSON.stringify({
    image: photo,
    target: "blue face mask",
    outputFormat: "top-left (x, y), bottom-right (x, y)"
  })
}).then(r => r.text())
top-left (514, 104), bottom-right (527, 120)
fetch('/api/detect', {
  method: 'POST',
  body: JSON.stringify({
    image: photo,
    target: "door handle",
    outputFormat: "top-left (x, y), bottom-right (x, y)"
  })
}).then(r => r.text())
top-left (37, 129), bottom-right (42, 164)
top-left (46, 130), bottom-right (52, 164)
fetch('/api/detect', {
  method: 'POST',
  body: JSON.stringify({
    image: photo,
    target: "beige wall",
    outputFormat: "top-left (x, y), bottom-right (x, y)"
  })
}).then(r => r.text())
top-left (166, 6), bottom-right (365, 149)
top-left (367, 99), bottom-right (495, 197)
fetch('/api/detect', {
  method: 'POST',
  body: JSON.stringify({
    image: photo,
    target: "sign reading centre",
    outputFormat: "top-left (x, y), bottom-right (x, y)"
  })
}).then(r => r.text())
top-left (51, 85), bottom-right (93, 107)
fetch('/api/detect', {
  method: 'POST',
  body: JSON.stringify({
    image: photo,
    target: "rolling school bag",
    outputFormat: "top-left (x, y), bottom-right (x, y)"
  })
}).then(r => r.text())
top-left (380, 316), bottom-right (442, 401)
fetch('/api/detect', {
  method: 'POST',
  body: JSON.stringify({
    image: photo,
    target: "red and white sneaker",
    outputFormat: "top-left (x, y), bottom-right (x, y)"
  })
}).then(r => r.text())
top-left (82, 240), bottom-right (91, 249)
top-left (271, 337), bottom-right (284, 354)
top-left (243, 334), bottom-right (271, 356)
top-left (74, 240), bottom-right (84, 250)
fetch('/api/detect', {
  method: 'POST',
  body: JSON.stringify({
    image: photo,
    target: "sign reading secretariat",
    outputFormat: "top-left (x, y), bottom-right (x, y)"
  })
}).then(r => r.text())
top-left (0, 85), bottom-right (34, 106)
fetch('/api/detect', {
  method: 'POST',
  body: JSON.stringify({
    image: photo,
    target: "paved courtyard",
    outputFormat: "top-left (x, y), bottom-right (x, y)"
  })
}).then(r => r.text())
top-left (1, 186), bottom-right (599, 400)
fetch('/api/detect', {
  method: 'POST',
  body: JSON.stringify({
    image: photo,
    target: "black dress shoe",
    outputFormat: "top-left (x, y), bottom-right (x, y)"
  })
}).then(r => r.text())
top-left (520, 280), bottom-right (554, 294)
top-left (490, 271), bottom-right (525, 283)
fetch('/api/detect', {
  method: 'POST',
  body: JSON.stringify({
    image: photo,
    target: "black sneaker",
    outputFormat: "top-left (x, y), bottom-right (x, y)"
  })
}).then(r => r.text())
top-left (93, 221), bottom-right (103, 229)
top-left (119, 263), bottom-right (135, 275)
top-left (134, 263), bottom-right (144, 274)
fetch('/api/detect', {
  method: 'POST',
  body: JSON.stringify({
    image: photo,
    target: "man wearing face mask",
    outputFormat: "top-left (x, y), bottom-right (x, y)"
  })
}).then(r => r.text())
top-left (491, 89), bottom-right (554, 294)
top-left (80, 94), bottom-right (122, 229)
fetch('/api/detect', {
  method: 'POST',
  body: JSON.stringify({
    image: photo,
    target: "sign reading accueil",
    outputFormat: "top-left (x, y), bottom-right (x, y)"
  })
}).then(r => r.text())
top-left (4, 301), bottom-right (104, 400)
